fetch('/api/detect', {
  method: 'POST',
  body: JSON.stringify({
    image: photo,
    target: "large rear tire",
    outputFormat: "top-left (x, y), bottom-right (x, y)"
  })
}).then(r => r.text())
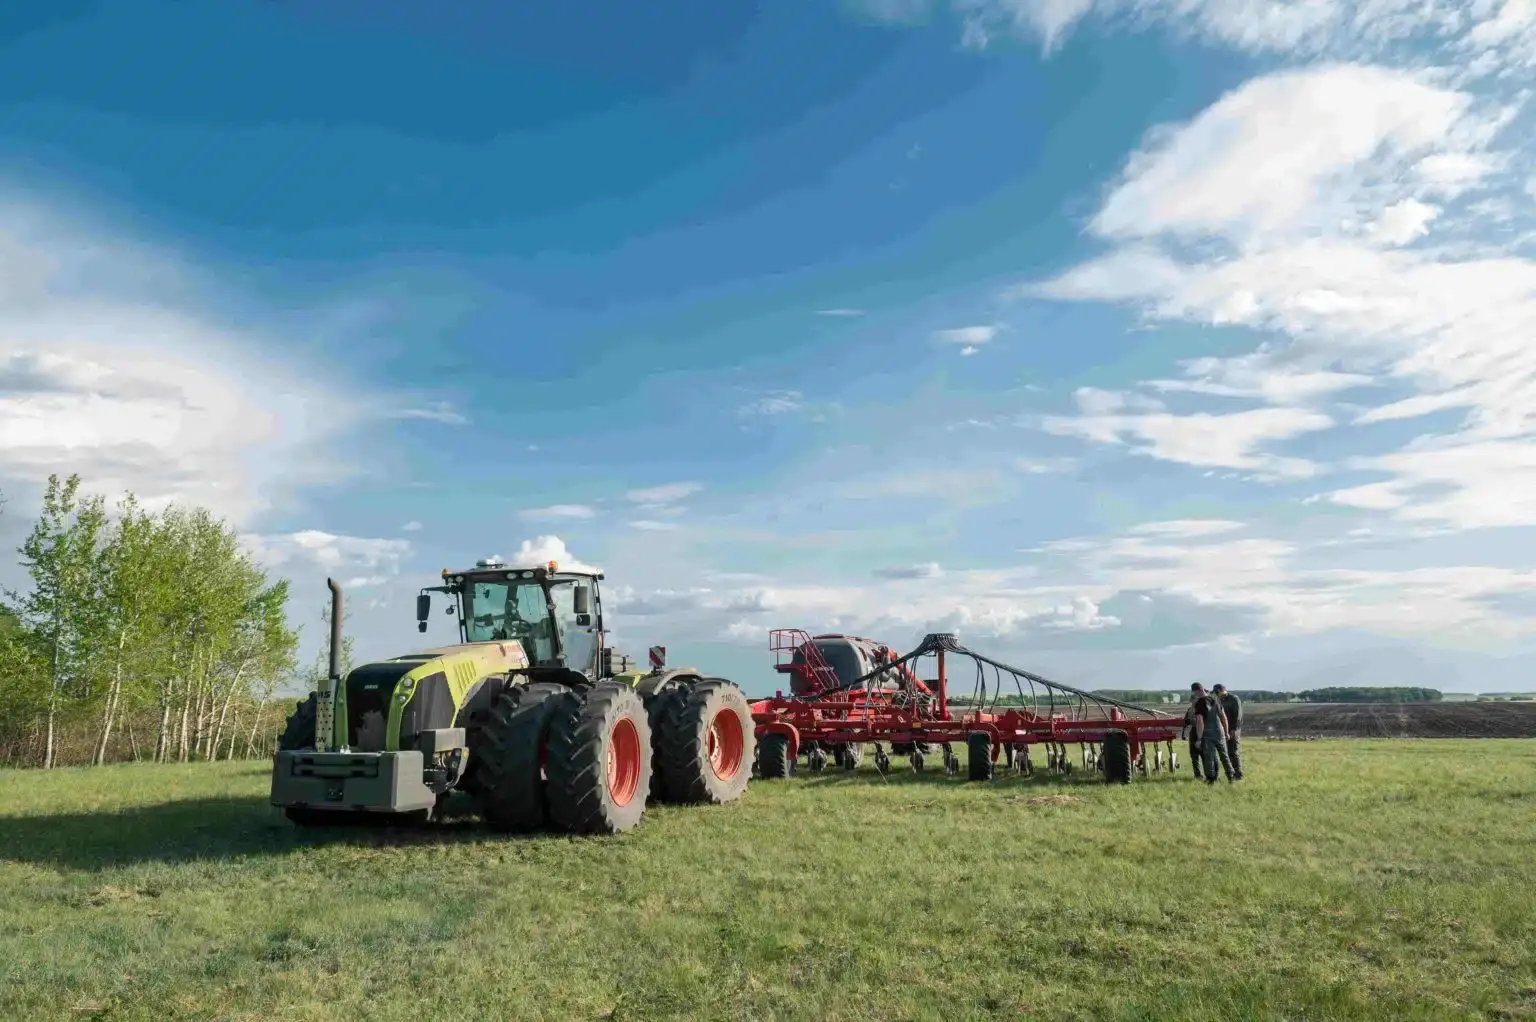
top-left (477, 682), bottom-right (570, 833)
top-left (278, 693), bottom-right (318, 751)
top-left (639, 677), bottom-right (689, 803)
top-left (546, 682), bottom-right (653, 835)
top-left (653, 678), bottom-right (753, 805)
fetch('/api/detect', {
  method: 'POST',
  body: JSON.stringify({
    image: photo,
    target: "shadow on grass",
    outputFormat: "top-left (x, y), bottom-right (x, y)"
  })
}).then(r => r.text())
top-left (0, 792), bottom-right (509, 871)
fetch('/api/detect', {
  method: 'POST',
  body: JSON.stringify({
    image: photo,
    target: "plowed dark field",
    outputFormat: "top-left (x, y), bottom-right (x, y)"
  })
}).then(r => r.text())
top-left (1246, 701), bottom-right (1536, 739)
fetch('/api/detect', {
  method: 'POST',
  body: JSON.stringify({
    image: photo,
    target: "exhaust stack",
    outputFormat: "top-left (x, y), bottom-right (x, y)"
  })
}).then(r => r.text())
top-left (315, 578), bottom-right (344, 753)
top-left (328, 577), bottom-right (343, 683)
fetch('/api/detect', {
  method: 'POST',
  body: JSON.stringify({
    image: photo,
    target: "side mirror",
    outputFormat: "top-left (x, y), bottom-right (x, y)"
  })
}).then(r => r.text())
top-left (573, 585), bottom-right (591, 616)
top-left (416, 593), bottom-right (430, 628)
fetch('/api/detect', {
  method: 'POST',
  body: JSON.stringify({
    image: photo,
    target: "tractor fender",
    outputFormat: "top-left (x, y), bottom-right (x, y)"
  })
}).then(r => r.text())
top-left (634, 668), bottom-right (703, 697)
top-left (757, 720), bottom-right (800, 760)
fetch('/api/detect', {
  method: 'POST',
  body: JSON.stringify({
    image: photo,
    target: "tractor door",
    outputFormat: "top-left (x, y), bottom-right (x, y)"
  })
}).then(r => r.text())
top-left (549, 578), bottom-right (601, 678)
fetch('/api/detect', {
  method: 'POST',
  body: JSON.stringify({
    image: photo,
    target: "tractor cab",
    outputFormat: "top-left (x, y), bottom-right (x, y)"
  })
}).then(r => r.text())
top-left (416, 558), bottom-right (623, 680)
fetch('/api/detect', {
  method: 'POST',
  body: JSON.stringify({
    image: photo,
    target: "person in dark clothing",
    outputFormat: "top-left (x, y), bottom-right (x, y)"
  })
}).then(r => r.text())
top-left (1213, 683), bottom-right (1244, 779)
top-left (1191, 686), bottom-right (1235, 784)
top-left (1183, 684), bottom-right (1203, 779)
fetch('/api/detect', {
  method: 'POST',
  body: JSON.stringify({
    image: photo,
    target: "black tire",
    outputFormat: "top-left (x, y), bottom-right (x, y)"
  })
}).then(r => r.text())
top-left (653, 678), bottom-right (753, 805)
top-left (278, 693), bottom-right (318, 751)
top-left (757, 733), bottom-right (792, 779)
top-left (457, 675), bottom-right (513, 797)
top-left (545, 682), bottom-right (653, 835)
top-left (642, 682), bottom-right (689, 803)
top-left (1102, 729), bottom-right (1133, 784)
top-left (967, 732), bottom-right (994, 781)
top-left (842, 743), bottom-right (863, 770)
top-left (476, 682), bottom-right (570, 833)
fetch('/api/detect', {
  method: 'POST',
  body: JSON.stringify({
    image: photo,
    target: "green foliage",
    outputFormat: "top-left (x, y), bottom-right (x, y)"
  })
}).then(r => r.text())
top-left (0, 476), bottom-right (301, 768)
top-left (1299, 686), bottom-right (1443, 703)
top-left (0, 741), bottom-right (1531, 1020)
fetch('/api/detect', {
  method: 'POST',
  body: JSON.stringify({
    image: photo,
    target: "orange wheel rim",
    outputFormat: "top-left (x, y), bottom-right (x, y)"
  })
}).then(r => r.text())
top-left (706, 708), bottom-right (746, 781)
top-left (607, 717), bottom-right (642, 807)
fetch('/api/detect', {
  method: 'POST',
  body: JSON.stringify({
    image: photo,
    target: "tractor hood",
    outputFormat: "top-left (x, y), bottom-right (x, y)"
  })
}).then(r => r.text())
top-left (331, 640), bottom-right (531, 752)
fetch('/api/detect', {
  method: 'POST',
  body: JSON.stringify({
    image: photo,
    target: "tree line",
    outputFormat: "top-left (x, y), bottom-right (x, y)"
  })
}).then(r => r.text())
top-left (0, 473), bottom-right (319, 770)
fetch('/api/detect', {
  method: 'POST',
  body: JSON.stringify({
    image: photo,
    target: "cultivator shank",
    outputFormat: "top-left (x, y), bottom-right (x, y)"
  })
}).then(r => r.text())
top-left (751, 632), bottom-right (1184, 783)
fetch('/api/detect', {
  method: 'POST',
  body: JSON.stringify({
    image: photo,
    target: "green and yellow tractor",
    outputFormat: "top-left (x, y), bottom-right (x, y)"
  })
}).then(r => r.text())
top-left (268, 558), bottom-right (753, 835)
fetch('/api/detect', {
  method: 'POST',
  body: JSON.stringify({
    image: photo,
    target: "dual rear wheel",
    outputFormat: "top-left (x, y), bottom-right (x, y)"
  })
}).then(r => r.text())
top-left (476, 677), bottom-right (753, 835)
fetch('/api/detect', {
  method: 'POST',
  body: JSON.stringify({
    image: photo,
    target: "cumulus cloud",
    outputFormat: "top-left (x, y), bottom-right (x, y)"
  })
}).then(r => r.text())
top-left (505, 535), bottom-right (601, 574)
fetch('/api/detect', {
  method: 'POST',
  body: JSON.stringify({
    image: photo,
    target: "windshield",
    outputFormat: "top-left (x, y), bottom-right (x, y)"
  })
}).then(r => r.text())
top-left (464, 580), bottom-right (555, 663)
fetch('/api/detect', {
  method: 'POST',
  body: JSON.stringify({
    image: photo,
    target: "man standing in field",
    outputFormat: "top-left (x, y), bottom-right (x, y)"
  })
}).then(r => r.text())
top-left (1213, 683), bottom-right (1244, 780)
top-left (1191, 684), bottom-right (1236, 784)
top-left (1183, 685), bottom-right (1203, 779)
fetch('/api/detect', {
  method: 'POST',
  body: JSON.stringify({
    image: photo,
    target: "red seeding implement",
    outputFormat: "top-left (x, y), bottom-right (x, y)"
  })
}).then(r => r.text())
top-left (749, 629), bottom-right (1185, 783)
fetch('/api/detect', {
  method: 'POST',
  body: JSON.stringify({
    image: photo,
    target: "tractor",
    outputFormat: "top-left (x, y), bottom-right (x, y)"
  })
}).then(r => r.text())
top-left (268, 557), bottom-right (754, 835)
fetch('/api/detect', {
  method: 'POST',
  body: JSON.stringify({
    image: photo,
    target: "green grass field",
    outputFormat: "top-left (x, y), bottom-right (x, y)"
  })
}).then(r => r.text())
top-left (2, 740), bottom-right (1534, 1022)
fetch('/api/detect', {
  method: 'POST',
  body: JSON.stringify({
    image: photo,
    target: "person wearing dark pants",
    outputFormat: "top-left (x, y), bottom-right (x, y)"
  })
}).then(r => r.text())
top-left (1182, 688), bottom-right (1202, 779)
top-left (1191, 684), bottom-right (1235, 784)
top-left (1213, 683), bottom-right (1244, 779)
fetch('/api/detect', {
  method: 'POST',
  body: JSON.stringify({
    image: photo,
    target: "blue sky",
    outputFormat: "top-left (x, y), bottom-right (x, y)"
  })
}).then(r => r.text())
top-left (3, 0), bottom-right (1535, 695)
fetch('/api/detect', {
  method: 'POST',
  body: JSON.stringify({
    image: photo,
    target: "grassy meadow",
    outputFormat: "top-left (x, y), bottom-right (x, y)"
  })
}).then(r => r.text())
top-left (1, 739), bottom-right (1533, 1021)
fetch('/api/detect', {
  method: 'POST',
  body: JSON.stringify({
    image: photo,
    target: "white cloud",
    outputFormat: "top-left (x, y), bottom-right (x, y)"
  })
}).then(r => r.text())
top-left (622, 482), bottom-right (702, 523)
top-left (933, 323), bottom-right (1001, 345)
top-left (1014, 50), bottom-right (1536, 525)
top-left (401, 520), bottom-right (423, 532)
top-left (0, 194), bottom-right (378, 528)
top-left (922, 0), bottom-right (1536, 75)
top-left (519, 503), bottom-right (597, 520)
top-left (505, 535), bottom-right (601, 574)
top-left (390, 401), bottom-right (468, 426)
top-left (816, 307), bottom-right (865, 317)
top-left (1087, 64), bottom-right (1486, 247)
top-left (626, 482), bottom-right (703, 506)
top-left (1367, 198), bottom-right (1440, 246)
top-left (243, 530), bottom-right (412, 577)
top-left (873, 562), bottom-right (945, 579)
top-left (1042, 403), bottom-right (1334, 478)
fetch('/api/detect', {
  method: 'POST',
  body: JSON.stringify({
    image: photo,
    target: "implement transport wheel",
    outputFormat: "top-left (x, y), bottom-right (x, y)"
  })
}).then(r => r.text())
top-left (757, 733), bottom-right (792, 779)
top-left (653, 678), bottom-right (752, 804)
top-left (545, 682), bottom-right (653, 835)
top-left (477, 682), bottom-right (570, 834)
top-left (967, 732), bottom-right (994, 782)
top-left (1102, 729), bottom-right (1133, 784)
top-left (278, 693), bottom-right (318, 750)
